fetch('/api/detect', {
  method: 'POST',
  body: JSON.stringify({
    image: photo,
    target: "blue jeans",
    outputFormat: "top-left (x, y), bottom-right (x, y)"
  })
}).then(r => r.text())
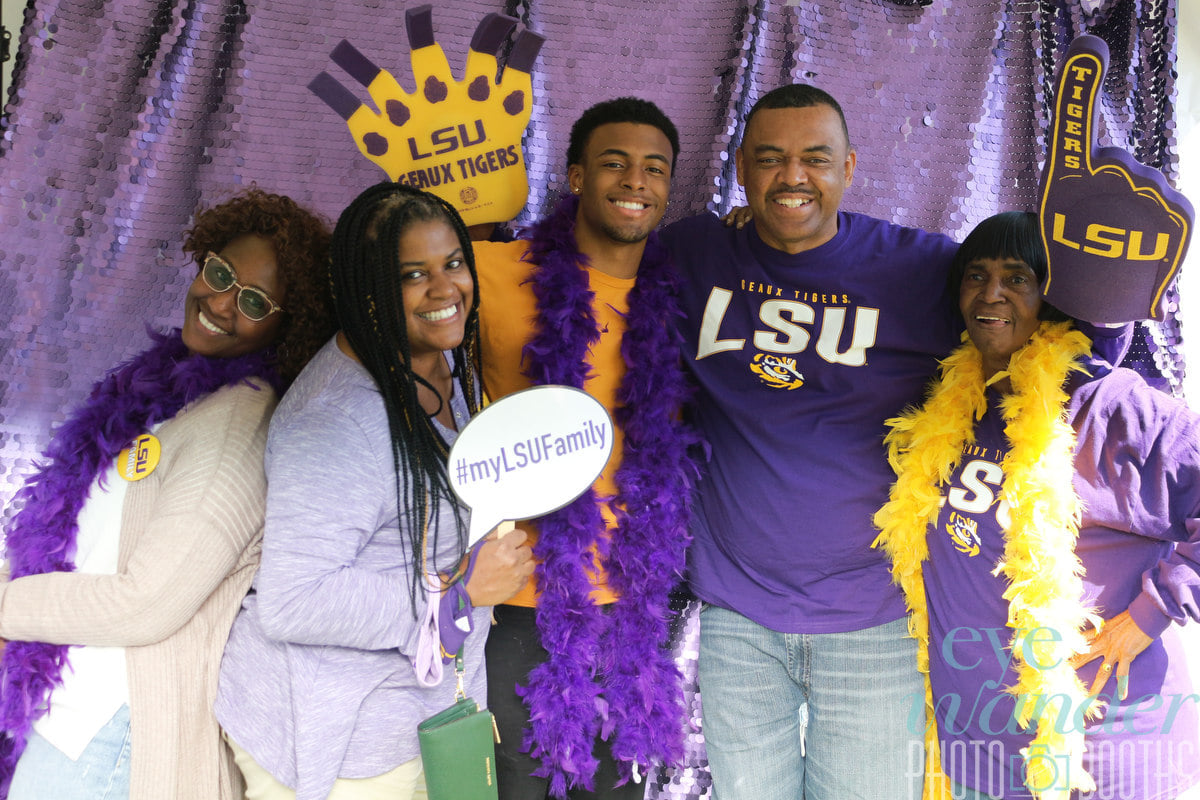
top-left (698, 607), bottom-right (923, 800)
top-left (9, 703), bottom-right (132, 800)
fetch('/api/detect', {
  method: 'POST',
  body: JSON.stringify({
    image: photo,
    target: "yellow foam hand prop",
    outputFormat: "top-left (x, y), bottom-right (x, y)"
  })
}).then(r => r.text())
top-left (310, 5), bottom-right (545, 227)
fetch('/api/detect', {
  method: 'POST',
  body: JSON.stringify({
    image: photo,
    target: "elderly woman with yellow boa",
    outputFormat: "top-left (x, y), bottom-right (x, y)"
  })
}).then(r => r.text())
top-left (874, 211), bottom-right (1200, 800)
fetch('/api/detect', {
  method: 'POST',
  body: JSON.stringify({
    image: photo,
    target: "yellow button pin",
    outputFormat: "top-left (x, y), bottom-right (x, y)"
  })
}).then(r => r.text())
top-left (117, 433), bottom-right (161, 482)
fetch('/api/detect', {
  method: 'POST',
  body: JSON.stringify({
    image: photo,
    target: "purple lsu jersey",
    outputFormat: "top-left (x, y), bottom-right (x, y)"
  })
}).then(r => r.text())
top-left (663, 211), bottom-right (958, 633)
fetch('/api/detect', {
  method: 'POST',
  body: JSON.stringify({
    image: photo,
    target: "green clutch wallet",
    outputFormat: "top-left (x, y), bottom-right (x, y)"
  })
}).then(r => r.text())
top-left (417, 652), bottom-right (500, 800)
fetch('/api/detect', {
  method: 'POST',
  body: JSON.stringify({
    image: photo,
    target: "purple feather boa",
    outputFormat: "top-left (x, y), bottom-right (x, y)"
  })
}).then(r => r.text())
top-left (0, 328), bottom-right (277, 796)
top-left (515, 194), bottom-right (700, 796)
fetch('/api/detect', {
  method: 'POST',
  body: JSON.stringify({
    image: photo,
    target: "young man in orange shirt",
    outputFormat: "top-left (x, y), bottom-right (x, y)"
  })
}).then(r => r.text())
top-left (475, 98), bottom-right (697, 800)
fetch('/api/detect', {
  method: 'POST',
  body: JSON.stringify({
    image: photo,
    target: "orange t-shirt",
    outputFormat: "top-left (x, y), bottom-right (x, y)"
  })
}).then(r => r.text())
top-left (475, 240), bottom-right (630, 607)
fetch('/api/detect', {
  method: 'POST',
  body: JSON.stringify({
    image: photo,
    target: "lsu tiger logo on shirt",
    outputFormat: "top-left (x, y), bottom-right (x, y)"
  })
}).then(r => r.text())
top-left (750, 352), bottom-right (804, 390)
top-left (945, 511), bottom-right (981, 557)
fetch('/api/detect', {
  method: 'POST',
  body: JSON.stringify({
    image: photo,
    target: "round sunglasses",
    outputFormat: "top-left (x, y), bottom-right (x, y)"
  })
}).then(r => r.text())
top-left (201, 252), bottom-right (285, 322)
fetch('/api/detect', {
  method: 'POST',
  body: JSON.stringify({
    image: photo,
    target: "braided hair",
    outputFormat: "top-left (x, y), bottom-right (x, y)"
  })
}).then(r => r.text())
top-left (329, 182), bottom-right (482, 602)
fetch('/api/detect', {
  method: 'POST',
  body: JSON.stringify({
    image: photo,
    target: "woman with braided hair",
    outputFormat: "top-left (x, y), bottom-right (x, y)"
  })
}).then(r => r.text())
top-left (215, 182), bottom-right (534, 800)
top-left (0, 187), bottom-right (337, 800)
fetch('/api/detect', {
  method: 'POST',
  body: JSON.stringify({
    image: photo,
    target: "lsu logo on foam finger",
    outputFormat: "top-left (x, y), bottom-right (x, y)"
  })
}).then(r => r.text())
top-left (310, 6), bottom-right (544, 228)
top-left (1038, 35), bottom-right (1193, 323)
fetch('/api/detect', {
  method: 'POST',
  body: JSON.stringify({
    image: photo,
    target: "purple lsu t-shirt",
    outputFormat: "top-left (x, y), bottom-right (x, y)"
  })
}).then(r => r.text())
top-left (926, 374), bottom-right (1200, 799)
top-left (663, 211), bottom-right (958, 633)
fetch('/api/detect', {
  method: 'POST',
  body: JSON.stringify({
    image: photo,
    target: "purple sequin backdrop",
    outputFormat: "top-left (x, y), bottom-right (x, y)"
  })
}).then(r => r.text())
top-left (0, 1), bottom-right (1183, 797)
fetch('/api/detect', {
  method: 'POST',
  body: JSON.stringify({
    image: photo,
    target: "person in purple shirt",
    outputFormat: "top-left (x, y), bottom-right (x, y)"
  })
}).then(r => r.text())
top-left (661, 83), bottom-right (960, 799)
top-left (875, 211), bottom-right (1200, 799)
top-left (215, 183), bottom-right (534, 800)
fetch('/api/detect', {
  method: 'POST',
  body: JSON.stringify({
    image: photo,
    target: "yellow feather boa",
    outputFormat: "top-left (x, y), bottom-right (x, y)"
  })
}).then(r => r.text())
top-left (873, 321), bottom-right (1101, 800)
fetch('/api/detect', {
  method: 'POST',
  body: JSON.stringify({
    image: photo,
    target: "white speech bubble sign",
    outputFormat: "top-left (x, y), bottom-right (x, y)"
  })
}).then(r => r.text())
top-left (448, 385), bottom-right (614, 545)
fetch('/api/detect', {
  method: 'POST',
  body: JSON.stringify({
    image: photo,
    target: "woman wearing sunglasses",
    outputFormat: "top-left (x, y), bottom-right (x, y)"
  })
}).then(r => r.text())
top-left (215, 182), bottom-right (534, 800)
top-left (0, 188), bottom-right (337, 800)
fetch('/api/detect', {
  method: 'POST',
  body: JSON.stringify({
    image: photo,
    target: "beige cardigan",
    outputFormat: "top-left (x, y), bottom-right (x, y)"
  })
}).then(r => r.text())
top-left (0, 379), bottom-right (277, 800)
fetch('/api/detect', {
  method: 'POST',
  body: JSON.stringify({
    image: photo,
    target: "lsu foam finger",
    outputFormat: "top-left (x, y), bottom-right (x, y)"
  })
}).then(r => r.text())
top-left (1038, 34), bottom-right (1193, 323)
top-left (308, 7), bottom-right (545, 227)
top-left (1041, 36), bottom-right (1104, 181)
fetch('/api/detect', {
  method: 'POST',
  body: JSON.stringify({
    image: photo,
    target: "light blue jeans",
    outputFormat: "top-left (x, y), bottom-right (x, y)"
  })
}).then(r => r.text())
top-left (8, 704), bottom-right (132, 800)
top-left (698, 607), bottom-right (924, 800)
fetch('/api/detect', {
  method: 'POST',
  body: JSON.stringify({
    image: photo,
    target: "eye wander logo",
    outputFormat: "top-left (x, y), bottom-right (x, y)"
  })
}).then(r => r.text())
top-left (750, 352), bottom-right (804, 389)
top-left (1013, 743), bottom-right (1072, 795)
top-left (912, 737), bottom-right (1200, 800)
top-left (945, 511), bottom-right (981, 557)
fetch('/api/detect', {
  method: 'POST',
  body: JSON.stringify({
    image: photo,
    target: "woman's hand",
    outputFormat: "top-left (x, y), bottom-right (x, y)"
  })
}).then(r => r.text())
top-left (464, 528), bottom-right (534, 607)
top-left (1069, 610), bottom-right (1154, 700)
top-left (722, 205), bottom-right (753, 229)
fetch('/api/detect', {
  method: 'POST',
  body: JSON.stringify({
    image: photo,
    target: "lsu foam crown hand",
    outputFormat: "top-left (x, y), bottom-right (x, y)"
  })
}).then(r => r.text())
top-left (309, 5), bottom-right (545, 227)
top-left (1038, 34), bottom-right (1193, 324)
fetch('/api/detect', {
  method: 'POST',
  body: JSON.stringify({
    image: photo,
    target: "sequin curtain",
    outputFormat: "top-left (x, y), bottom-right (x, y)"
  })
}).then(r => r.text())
top-left (0, 1), bottom-right (1181, 797)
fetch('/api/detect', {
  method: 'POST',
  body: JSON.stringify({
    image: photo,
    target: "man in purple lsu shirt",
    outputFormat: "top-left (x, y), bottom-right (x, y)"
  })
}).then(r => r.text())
top-left (660, 84), bottom-right (959, 799)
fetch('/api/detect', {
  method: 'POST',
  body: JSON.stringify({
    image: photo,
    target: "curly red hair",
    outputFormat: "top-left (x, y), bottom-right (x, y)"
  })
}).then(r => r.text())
top-left (182, 187), bottom-right (336, 384)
